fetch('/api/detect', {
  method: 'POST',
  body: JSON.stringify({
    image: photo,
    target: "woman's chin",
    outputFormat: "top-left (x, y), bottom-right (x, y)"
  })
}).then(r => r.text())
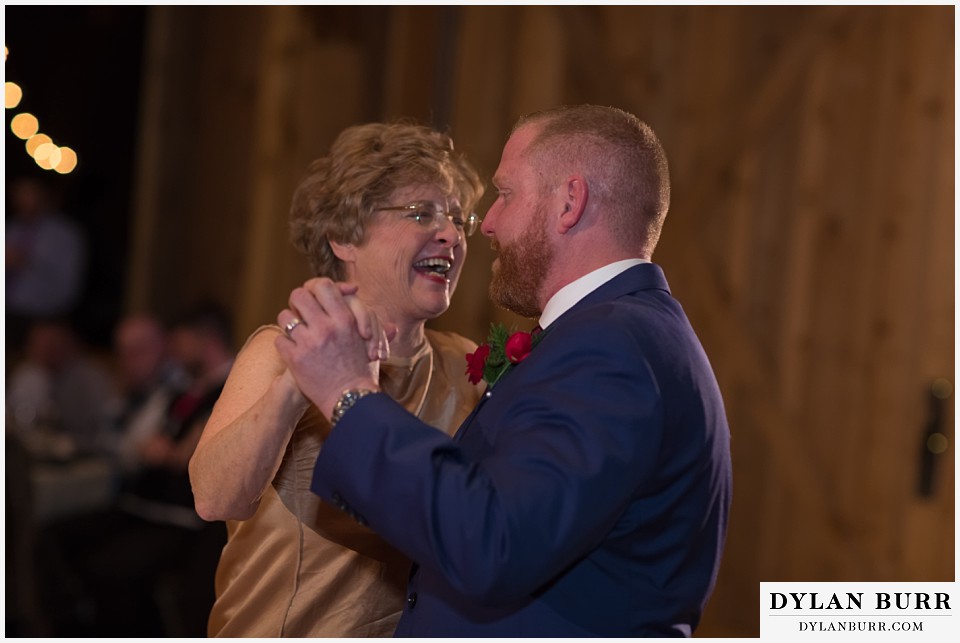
top-left (415, 294), bottom-right (451, 321)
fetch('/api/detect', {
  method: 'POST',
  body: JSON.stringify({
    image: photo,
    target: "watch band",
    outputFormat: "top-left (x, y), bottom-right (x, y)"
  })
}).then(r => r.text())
top-left (330, 388), bottom-right (374, 426)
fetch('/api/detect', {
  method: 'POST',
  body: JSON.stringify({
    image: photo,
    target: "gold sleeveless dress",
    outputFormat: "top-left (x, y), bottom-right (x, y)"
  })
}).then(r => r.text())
top-left (207, 327), bottom-right (482, 637)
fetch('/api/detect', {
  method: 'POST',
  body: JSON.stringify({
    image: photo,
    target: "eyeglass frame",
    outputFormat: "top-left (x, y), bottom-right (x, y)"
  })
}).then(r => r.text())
top-left (378, 201), bottom-right (482, 237)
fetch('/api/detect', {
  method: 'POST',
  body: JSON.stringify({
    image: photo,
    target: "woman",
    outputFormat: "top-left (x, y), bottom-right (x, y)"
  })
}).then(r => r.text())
top-left (188, 122), bottom-right (485, 636)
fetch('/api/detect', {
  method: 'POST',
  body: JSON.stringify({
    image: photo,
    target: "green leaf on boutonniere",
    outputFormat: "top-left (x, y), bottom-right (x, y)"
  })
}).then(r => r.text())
top-left (482, 322), bottom-right (511, 385)
top-left (466, 323), bottom-right (543, 388)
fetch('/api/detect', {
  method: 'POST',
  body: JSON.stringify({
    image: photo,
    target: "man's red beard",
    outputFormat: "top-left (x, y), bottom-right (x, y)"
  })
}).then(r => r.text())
top-left (488, 215), bottom-right (553, 319)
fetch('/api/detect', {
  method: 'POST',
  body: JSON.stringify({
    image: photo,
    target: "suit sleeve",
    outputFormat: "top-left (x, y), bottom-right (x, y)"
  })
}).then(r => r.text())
top-left (312, 317), bottom-right (664, 603)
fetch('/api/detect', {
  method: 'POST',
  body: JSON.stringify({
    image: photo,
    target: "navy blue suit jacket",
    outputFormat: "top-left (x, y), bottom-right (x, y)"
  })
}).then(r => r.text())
top-left (312, 263), bottom-right (732, 636)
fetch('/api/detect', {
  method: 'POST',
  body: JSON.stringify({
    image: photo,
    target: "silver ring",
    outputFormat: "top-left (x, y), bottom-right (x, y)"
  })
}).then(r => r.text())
top-left (284, 317), bottom-right (303, 337)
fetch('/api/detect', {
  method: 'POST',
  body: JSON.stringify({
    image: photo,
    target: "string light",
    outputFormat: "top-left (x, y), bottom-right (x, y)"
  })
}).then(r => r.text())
top-left (26, 133), bottom-right (52, 156)
top-left (10, 112), bottom-right (39, 139)
top-left (34, 142), bottom-right (62, 170)
top-left (6, 81), bottom-right (23, 109)
top-left (6, 45), bottom-right (79, 174)
top-left (55, 146), bottom-right (78, 173)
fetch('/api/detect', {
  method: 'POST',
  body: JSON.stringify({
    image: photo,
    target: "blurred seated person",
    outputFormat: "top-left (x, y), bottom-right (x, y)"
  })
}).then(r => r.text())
top-left (6, 175), bottom-right (87, 353)
top-left (36, 302), bottom-right (235, 637)
top-left (118, 302), bottom-right (235, 524)
top-left (103, 313), bottom-right (188, 477)
top-left (6, 318), bottom-right (116, 461)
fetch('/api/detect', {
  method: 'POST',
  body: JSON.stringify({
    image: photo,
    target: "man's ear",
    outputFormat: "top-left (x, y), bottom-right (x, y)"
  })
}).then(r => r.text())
top-left (329, 238), bottom-right (357, 263)
top-left (557, 176), bottom-right (588, 234)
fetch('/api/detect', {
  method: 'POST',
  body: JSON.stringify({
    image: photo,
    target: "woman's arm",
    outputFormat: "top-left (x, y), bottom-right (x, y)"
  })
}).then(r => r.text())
top-left (189, 326), bottom-right (311, 521)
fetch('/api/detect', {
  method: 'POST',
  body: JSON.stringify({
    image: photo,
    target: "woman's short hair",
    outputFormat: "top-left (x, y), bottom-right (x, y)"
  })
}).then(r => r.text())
top-left (290, 121), bottom-right (484, 280)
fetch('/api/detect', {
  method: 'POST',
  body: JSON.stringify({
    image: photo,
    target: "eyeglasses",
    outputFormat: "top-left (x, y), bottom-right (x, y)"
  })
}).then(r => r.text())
top-left (379, 201), bottom-right (481, 237)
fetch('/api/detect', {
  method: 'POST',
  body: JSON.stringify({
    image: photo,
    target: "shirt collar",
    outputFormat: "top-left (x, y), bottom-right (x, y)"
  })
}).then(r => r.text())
top-left (538, 259), bottom-right (649, 329)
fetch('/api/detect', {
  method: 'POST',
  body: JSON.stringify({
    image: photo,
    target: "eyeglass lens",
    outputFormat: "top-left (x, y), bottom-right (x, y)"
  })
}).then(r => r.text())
top-left (406, 202), bottom-right (479, 236)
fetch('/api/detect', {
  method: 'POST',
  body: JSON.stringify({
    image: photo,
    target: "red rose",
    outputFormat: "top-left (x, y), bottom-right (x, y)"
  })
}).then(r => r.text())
top-left (504, 331), bottom-right (533, 364)
top-left (465, 344), bottom-right (491, 384)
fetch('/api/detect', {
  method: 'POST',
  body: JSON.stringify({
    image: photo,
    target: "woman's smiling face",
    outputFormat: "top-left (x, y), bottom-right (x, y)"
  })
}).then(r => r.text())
top-left (338, 183), bottom-right (468, 325)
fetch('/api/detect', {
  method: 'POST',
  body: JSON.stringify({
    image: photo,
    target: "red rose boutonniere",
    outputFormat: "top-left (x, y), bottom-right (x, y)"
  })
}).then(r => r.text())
top-left (465, 323), bottom-right (543, 387)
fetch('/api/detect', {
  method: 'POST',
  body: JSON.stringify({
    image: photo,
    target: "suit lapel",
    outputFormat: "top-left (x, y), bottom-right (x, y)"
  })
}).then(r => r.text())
top-left (453, 393), bottom-right (486, 441)
top-left (453, 263), bottom-right (670, 442)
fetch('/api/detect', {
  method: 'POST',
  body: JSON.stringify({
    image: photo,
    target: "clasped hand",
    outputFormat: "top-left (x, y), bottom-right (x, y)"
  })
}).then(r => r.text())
top-left (275, 278), bottom-right (394, 419)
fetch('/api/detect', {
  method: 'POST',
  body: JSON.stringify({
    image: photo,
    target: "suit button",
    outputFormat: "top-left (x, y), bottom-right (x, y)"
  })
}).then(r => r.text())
top-left (407, 592), bottom-right (418, 608)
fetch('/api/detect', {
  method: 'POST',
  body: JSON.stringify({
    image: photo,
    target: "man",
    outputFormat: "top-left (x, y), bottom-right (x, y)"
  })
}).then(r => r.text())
top-left (37, 302), bottom-right (235, 636)
top-left (106, 313), bottom-right (187, 474)
top-left (276, 105), bottom-right (732, 636)
top-left (5, 175), bottom-right (87, 352)
top-left (6, 318), bottom-right (116, 457)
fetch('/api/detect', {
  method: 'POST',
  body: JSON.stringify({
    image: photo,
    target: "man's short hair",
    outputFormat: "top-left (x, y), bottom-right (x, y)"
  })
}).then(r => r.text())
top-left (514, 105), bottom-right (670, 256)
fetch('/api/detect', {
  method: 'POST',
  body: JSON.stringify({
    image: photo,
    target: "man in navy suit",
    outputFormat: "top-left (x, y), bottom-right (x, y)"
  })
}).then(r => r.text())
top-left (276, 105), bottom-right (732, 636)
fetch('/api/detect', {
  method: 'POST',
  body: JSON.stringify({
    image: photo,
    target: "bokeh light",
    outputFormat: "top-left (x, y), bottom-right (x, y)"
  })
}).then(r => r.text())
top-left (55, 146), bottom-right (78, 174)
top-left (34, 142), bottom-right (62, 170)
top-left (6, 81), bottom-right (23, 109)
top-left (36, 147), bottom-right (63, 171)
top-left (8, 47), bottom-right (80, 175)
top-left (26, 132), bottom-right (52, 156)
top-left (11, 112), bottom-right (39, 139)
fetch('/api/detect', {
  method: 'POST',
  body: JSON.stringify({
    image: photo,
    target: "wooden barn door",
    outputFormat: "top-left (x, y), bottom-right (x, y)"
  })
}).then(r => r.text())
top-left (670, 6), bottom-right (955, 636)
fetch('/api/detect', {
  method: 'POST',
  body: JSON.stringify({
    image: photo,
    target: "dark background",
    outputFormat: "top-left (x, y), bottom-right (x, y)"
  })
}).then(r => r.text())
top-left (6, 5), bottom-right (146, 347)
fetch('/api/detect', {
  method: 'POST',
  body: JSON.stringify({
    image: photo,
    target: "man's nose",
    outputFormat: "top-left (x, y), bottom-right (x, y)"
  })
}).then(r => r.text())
top-left (480, 205), bottom-right (497, 238)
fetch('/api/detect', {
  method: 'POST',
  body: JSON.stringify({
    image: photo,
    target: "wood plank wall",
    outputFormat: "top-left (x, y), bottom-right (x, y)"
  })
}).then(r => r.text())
top-left (127, 5), bottom-right (954, 637)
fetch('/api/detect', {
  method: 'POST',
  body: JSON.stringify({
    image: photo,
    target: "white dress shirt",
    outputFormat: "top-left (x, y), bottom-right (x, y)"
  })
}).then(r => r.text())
top-left (538, 258), bottom-right (649, 329)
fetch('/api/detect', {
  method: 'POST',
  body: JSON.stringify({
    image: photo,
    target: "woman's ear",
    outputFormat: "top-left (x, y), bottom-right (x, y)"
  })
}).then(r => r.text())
top-left (329, 238), bottom-right (357, 263)
top-left (557, 176), bottom-right (587, 234)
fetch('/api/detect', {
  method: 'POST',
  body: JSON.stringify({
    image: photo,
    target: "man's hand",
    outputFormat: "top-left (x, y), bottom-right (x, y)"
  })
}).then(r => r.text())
top-left (275, 279), bottom-right (392, 419)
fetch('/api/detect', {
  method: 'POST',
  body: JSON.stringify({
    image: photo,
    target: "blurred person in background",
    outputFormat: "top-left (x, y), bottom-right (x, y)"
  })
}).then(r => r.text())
top-left (36, 301), bottom-right (235, 637)
top-left (188, 121), bottom-right (485, 636)
top-left (6, 318), bottom-right (116, 460)
top-left (103, 312), bottom-right (189, 478)
top-left (6, 175), bottom-right (87, 355)
top-left (116, 308), bottom-right (225, 489)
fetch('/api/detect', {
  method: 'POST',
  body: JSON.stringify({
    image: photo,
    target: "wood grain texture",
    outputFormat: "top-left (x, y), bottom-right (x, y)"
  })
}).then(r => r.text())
top-left (126, 6), bottom-right (954, 636)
